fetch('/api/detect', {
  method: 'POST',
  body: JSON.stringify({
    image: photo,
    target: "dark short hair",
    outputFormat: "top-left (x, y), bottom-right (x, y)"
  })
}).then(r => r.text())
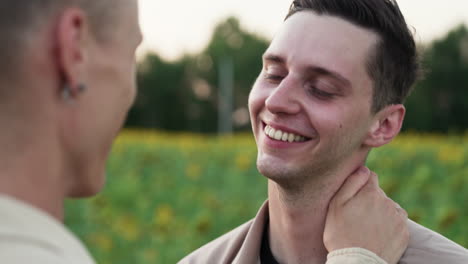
top-left (286, 0), bottom-right (421, 112)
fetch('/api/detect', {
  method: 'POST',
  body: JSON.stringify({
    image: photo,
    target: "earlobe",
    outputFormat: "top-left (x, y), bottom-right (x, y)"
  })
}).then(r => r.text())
top-left (363, 104), bottom-right (405, 148)
top-left (55, 8), bottom-right (88, 98)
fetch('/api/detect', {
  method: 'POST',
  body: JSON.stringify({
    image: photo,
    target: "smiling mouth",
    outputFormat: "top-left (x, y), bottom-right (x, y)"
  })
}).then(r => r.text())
top-left (263, 124), bottom-right (311, 143)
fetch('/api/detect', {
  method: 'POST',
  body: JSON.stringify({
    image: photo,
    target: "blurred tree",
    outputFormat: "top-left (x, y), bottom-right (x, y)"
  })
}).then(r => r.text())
top-left (185, 16), bottom-right (269, 132)
top-left (126, 54), bottom-right (191, 131)
top-left (126, 17), bottom-right (269, 133)
top-left (404, 24), bottom-right (468, 132)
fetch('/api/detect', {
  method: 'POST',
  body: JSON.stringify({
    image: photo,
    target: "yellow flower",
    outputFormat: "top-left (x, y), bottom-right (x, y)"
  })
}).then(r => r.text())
top-left (235, 153), bottom-right (252, 171)
top-left (114, 215), bottom-right (139, 241)
top-left (437, 145), bottom-right (464, 166)
top-left (89, 234), bottom-right (113, 251)
top-left (186, 163), bottom-right (202, 180)
top-left (154, 204), bottom-right (174, 229)
top-left (142, 249), bottom-right (158, 262)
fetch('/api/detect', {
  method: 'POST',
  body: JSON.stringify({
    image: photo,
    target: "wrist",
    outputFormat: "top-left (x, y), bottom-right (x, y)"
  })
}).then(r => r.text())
top-left (327, 247), bottom-right (387, 264)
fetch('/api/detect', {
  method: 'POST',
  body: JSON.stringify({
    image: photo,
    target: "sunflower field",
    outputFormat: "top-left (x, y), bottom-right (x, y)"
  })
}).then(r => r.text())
top-left (65, 130), bottom-right (468, 263)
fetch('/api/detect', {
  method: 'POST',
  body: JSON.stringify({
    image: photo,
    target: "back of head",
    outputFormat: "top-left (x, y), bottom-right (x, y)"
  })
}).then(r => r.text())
top-left (286, 0), bottom-right (421, 113)
top-left (0, 0), bottom-right (137, 202)
top-left (0, 0), bottom-right (116, 97)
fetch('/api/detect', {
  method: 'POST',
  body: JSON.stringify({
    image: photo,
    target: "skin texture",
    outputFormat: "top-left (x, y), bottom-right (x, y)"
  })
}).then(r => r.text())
top-left (249, 11), bottom-right (407, 264)
top-left (0, 0), bottom-right (142, 220)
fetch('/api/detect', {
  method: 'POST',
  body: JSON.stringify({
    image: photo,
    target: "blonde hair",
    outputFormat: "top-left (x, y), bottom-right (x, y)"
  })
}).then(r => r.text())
top-left (0, 0), bottom-right (119, 84)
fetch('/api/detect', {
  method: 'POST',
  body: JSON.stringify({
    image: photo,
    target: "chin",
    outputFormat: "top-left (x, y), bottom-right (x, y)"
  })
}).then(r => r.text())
top-left (68, 171), bottom-right (107, 198)
top-left (257, 158), bottom-right (308, 188)
top-left (257, 154), bottom-right (335, 191)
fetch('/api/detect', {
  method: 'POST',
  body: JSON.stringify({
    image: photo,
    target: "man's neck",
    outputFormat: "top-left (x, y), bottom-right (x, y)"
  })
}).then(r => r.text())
top-left (267, 158), bottom-right (366, 264)
top-left (0, 130), bottom-right (66, 221)
top-left (0, 180), bottom-right (65, 221)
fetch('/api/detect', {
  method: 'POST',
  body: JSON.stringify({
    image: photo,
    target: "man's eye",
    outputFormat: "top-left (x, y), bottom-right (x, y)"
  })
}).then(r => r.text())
top-left (264, 73), bottom-right (284, 82)
top-left (308, 86), bottom-right (335, 99)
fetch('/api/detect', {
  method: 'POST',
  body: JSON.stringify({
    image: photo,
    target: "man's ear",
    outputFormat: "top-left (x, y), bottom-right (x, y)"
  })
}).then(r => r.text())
top-left (55, 8), bottom-right (88, 95)
top-left (363, 104), bottom-right (405, 148)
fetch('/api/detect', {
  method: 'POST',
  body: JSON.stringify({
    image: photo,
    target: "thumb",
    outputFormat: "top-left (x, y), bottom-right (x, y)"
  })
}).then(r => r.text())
top-left (366, 171), bottom-right (388, 197)
top-left (365, 171), bottom-right (380, 189)
top-left (332, 166), bottom-right (371, 205)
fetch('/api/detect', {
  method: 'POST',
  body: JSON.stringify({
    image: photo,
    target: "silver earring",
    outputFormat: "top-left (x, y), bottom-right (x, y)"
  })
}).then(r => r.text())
top-left (77, 83), bottom-right (87, 94)
top-left (62, 84), bottom-right (72, 101)
top-left (62, 83), bottom-right (86, 101)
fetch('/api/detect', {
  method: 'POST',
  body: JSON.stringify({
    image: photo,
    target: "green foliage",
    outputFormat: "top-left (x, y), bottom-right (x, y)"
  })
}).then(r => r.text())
top-left (65, 131), bottom-right (468, 263)
top-left (191, 17), bottom-right (269, 132)
top-left (404, 24), bottom-right (468, 132)
top-left (127, 54), bottom-right (191, 130)
top-left (127, 17), bottom-right (269, 132)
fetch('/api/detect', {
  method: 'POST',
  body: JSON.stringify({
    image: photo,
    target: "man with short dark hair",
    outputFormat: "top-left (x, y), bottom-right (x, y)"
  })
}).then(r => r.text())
top-left (0, 0), bottom-right (142, 263)
top-left (180, 0), bottom-right (468, 263)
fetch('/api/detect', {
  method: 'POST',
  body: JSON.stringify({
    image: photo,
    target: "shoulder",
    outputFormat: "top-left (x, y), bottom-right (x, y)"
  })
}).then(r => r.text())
top-left (0, 196), bottom-right (95, 264)
top-left (0, 240), bottom-right (65, 264)
top-left (400, 219), bottom-right (468, 264)
top-left (0, 223), bottom-right (95, 264)
top-left (178, 220), bottom-right (254, 264)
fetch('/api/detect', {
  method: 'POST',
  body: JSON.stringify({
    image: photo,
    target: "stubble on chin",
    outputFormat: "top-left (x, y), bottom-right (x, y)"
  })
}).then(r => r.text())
top-left (259, 161), bottom-right (338, 209)
top-left (256, 156), bottom-right (333, 193)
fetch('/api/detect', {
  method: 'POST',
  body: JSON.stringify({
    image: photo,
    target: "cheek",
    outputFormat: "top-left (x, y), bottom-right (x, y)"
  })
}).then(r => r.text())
top-left (308, 104), bottom-right (342, 128)
top-left (248, 83), bottom-right (263, 117)
top-left (308, 103), bottom-right (367, 138)
top-left (130, 63), bottom-right (138, 100)
top-left (115, 60), bottom-right (137, 105)
top-left (334, 109), bottom-right (373, 144)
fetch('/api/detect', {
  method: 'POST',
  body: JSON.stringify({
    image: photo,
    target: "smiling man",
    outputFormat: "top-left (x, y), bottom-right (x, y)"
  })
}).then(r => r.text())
top-left (0, 0), bottom-right (142, 263)
top-left (180, 0), bottom-right (468, 264)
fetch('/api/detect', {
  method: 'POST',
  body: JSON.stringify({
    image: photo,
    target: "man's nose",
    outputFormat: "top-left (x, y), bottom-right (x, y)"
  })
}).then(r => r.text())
top-left (265, 77), bottom-right (301, 115)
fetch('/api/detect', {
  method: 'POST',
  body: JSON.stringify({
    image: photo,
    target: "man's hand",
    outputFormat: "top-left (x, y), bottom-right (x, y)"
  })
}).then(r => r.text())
top-left (323, 167), bottom-right (409, 264)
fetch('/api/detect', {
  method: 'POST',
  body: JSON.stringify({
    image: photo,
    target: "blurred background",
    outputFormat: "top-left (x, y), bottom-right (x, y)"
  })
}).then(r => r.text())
top-left (65, 0), bottom-right (468, 263)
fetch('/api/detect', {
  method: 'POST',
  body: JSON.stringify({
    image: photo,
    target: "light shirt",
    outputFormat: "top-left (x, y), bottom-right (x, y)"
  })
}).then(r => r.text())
top-left (0, 195), bottom-right (95, 264)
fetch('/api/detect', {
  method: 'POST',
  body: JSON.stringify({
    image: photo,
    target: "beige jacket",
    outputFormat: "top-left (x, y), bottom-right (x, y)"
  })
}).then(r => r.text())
top-left (0, 195), bottom-right (96, 264)
top-left (179, 201), bottom-right (468, 264)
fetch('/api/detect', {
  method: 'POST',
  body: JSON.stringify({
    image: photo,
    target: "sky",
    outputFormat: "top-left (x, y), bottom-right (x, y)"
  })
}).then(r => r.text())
top-left (137, 0), bottom-right (468, 61)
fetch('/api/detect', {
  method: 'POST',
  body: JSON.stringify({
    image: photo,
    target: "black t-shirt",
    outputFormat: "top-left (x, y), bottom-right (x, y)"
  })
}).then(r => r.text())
top-left (260, 220), bottom-right (280, 264)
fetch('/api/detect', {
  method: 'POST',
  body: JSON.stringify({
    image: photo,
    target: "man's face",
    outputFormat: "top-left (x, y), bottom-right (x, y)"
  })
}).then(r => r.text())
top-left (248, 11), bottom-right (379, 185)
top-left (69, 0), bottom-right (142, 196)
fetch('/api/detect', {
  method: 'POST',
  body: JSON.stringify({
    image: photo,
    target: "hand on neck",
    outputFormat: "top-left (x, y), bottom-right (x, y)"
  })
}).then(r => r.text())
top-left (267, 154), bottom-right (369, 264)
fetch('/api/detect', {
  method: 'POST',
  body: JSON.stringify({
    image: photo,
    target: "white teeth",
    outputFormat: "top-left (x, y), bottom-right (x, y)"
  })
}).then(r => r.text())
top-left (274, 130), bottom-right (282, 140)
top-left (268, 128), bottom-right (276, 138)
top-left (264, 125), bottom-right (307, 142)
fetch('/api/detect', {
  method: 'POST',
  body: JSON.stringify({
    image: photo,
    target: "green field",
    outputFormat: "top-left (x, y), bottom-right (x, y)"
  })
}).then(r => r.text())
top-left (65, 130), bottom-right (468, 263)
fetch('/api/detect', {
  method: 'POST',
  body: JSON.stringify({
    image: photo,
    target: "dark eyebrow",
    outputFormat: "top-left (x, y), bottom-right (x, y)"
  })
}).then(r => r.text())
top-left (306, 66), bottom-right (351, 88)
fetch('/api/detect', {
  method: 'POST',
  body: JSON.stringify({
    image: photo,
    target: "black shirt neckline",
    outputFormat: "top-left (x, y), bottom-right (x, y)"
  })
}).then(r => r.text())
top-left (260, 219), bottom-right (280, 264)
